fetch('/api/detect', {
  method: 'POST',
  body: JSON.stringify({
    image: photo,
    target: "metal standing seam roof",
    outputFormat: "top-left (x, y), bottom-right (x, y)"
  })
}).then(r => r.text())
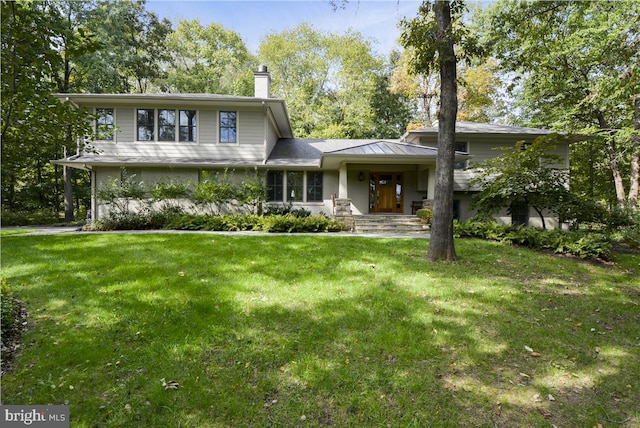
top-left (54, 139), bottom-right (459, 169)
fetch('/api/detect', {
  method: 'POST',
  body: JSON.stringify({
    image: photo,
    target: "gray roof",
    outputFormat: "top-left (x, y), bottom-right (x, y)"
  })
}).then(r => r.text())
top-left (266, 138), bottom-right (442, 167)
top-left (403, 121), bottom-right (554, 138)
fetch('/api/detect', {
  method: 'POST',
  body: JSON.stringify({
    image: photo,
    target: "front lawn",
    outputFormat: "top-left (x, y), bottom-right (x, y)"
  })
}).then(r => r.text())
top-left (1, 234), bottom-right (638, 427)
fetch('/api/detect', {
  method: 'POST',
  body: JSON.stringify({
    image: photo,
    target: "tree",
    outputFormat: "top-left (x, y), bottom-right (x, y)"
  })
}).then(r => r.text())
top-left (1, 0), bottom-right (94, 215)
top-left (391, 50), bottom-right (502, 127)
top-left (470, 135), bottom-right (572, 229)
top-left (259, 24), bottom-right (395, 138)
top-left (162, 19), bottom-right (255, 95)
top-left (479, 0), bottom-right (640, 209)
top-left (400, 0), bottom-right (481, 261)
top-left (76, 0), bottom-right (172, 93)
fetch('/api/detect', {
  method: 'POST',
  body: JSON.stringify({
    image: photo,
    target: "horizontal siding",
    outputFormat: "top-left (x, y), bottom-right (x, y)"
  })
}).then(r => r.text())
top-left (199, 110), bottom-right (217, 144)
top-left (240, 111), bottom-right (265, 146)
top-left (88, 107), bottom-right (267, 160)
top-left (91, 141), bottom-right (263, 160)
top-left (116, 108), bottom-right (134, 142)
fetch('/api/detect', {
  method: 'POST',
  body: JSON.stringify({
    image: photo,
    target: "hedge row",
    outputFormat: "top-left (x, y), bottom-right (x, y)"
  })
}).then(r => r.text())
top-left (454, 221), bottom-right (611, 260)
top-left (90, 212), bottom-right (346, 234)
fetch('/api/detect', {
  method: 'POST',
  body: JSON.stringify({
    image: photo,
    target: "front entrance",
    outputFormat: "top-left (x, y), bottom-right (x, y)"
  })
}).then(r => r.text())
top-left (369, 173), bottom-right (404, 213)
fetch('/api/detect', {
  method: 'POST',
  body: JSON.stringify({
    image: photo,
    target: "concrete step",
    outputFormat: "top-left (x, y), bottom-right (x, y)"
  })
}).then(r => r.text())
top-left (353, 215), bottom-right (429, 234)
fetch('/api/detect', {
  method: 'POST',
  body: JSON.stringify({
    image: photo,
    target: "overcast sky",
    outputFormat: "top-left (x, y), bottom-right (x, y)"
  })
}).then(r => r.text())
top-left (146, 0), bottom-right (423, 56)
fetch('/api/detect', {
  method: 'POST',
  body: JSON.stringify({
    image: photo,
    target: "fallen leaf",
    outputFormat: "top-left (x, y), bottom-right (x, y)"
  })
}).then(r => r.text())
top-left (548, 394), bottom-right (556, 401)
top-left (530, 351), bottom-right (542, 357)
top-left (524, 345), bottom-right (534, 353)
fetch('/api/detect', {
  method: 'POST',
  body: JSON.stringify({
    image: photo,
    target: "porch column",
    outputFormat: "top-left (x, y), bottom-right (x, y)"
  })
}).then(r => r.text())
top-left (338, 163), bottom-right (348, 198)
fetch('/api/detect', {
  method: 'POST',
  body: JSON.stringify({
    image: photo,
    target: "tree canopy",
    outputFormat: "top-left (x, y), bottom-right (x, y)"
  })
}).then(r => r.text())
top-left (478, 0), bottom-right (640, 208)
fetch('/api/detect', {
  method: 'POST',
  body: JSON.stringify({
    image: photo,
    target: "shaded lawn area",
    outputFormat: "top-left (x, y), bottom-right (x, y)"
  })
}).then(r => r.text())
top-left (1, 233), bottom-right (638, 427)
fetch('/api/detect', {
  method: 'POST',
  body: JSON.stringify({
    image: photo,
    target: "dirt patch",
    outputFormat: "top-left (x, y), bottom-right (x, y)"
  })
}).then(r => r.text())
top-left (1, 298), bottom-right (28, 376)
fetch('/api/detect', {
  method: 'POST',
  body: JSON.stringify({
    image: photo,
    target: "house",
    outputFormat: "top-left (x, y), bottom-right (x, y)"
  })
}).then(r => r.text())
top-left (402, 122), bottom-right (569, 228)
top-left (54, 66), bottom-right (568, 229)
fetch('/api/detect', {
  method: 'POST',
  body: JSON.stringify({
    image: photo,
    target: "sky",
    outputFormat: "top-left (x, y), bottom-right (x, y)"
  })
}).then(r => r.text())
top-left (146, 0), bottom-right (423, 56)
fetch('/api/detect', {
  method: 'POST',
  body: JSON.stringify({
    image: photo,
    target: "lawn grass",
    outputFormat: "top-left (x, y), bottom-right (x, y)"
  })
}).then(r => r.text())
top-left (1, 233), bottom-right (638, 427)
top-left (0, 229), bottom-right (37, 236)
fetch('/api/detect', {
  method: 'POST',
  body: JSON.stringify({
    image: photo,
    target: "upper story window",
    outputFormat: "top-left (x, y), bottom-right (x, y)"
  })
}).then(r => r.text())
top-left (137, 109), bottom-right (154, 141)
top-left (454, 142), bottom-right (468, 170)
top-left (136, 109), bottom-right (198, 142)
top-left (96, 108), bottom-right (114, 140)
top-left (158, 109), bottom-right (176, 141)
top-left (219, 111), bottom-right (237, 143)
top-left (179, 110), bottom-right (197, 142)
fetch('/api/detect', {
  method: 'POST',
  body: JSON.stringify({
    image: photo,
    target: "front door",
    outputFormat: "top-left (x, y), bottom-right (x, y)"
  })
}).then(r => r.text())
top-left (369, 173), bottom-right (404, 213)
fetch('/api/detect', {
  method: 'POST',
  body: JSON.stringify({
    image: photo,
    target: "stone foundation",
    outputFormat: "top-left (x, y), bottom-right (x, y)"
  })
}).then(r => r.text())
top-left (333, 198), bottom-right (354, 231)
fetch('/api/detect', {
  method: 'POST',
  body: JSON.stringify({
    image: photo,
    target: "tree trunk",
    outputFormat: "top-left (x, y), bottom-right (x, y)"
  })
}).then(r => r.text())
top-left (628, 97), bottom-right (640, 208)
top-left (427, 0), bottom-right (457, 262)
top-left (596, 111), bottom-right (627, 206)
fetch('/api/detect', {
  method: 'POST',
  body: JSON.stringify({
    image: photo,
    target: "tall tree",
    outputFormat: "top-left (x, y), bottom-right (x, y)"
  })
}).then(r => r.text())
top-left (259, 24), bottom-right (395, 138)
top-left (76, 0), bottom-right (172, 93)
top-left (162, 19), bottom-right (255, 95)
top-left (1, 0), bottom-right (94, 215)
top-left (480, 0), bottom-right (640, 208)
top-left (400, 0), bottom-right (481, 261)
top-left (48, 0), bottom-right (101, 221)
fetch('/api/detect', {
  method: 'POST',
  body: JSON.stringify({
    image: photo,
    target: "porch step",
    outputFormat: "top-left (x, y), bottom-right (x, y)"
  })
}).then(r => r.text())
top-left (353, 215), bottom-right (429, 234)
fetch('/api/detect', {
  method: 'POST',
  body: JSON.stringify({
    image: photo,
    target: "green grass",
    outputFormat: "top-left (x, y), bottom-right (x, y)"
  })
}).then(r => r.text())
top-left (0, 229), bottom-right (37, 236)
top-left (1, 234), bottom-right (638, 427)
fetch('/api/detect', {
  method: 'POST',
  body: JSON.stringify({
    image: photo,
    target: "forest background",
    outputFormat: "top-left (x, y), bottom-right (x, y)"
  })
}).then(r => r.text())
top-left (1, 0), bottom-right (638, 222)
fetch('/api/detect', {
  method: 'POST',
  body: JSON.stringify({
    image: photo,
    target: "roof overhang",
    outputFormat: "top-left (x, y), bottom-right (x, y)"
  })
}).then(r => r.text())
top-left (52, 155), bottom-right (267, 170)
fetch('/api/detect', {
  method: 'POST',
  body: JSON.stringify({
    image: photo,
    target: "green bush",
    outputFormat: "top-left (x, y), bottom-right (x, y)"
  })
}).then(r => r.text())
top-left (415, 208), bottom-right (433, 224)
top-left (454, 220), bottom-right (611, 260)
top-left (1, 209), bottom-right (62, 226)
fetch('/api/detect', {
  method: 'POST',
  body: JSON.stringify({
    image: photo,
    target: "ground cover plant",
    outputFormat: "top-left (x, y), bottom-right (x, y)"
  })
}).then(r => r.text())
top-left (1, 234), bottom-right (638, 427)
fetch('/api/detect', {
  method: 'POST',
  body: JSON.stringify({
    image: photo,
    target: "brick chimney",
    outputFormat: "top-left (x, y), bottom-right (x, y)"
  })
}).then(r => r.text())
top-left (254, 65), bottom-right (271, 98)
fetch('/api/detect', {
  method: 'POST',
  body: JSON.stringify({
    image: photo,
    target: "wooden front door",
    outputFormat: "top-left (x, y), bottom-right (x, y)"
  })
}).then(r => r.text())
top-left (369, 173), bottom-right (404, 213)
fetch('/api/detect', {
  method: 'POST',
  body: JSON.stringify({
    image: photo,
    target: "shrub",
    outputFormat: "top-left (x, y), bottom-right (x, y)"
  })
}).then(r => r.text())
top-left (416, 208), bottom-right (433, 225)
top-left (1, 209), bottom-right (62, 226)
top-left (454, 220), bottom-right (611, 260)
top-left (265, 204), bottom-right (311, 218)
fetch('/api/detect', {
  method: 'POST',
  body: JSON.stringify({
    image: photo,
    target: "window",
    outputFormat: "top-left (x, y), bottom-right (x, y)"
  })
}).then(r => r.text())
top-left (137, 109), bottom-right (154, 141)
top-left (454, 142), bottom-right (468, 170)
top-left (510, 200), bottom-right (529, 226)
top-left (219, 111), bottom-right (237, 143)
top-left (158, 109), bottom-right (176, 142)
top-left (287, 171), bottom-right (304, 202)
top-left (179, 110), bottom-right (197, 142)
top-left (307, 172), bottom-right (323, 202)
top-left (266, 171), bottom-right (283, 201)
top-left (96, 108), bottom-right (114, 140)
top-left (267, 171), bottom-right (323, 203)
top-left (453, 199), bottom-right (460, 221)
